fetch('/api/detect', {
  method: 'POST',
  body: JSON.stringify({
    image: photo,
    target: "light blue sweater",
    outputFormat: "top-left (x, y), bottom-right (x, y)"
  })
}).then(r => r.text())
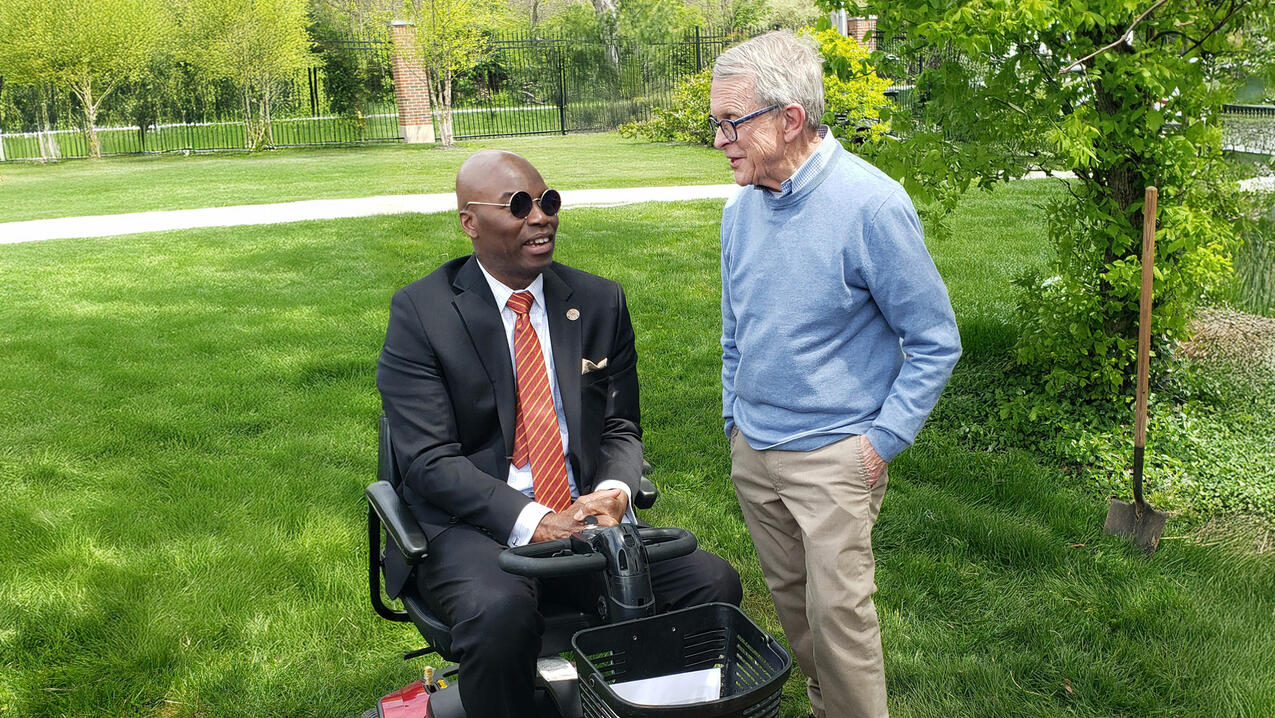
top-left (721, 138), bottom-right (961, 462)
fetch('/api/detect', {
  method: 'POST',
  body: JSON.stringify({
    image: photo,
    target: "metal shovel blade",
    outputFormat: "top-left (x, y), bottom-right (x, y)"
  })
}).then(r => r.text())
top-left (1104, 497), bottom-right (1169, 555)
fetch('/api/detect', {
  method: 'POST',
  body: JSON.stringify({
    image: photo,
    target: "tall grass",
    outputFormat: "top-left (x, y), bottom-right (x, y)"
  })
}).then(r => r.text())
top-left (1230, 217), bottom-right (1275, 317)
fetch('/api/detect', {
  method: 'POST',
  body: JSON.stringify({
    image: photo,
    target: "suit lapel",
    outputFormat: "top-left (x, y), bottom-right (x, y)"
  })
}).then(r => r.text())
top-left (542, 265), bottom-right (583, 476)
top-left (452, 256), bottom-right (516, 457)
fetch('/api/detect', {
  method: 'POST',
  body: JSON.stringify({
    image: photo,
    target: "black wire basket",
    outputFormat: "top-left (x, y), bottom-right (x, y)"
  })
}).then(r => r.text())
top-left (572, 602), bottom-right (792, 718)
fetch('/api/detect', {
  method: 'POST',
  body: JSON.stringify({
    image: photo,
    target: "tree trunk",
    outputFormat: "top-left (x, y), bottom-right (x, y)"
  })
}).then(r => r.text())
top-left (242, 87), bottom-right (255, 149)
top-left (71, 78), bottom-right (103, 158)
top-left (244, 86), bottom-right (269, 152)
top-left (39, 89), bottom-right (59, 162)
top-left (430, 69), bottom-right (455, 148)
top-left (0, 78), bottom-right (6, 161)
top-left (85, 106), bottom-right (101, 159)
top-left (260, 85), bottom-right (274, 149)
top-left (1087, 30), bottom-right (1143, 217)
top-left (442, 73), bottom-right (454, 146)
top-left (1089, 37), bottom-right (1150, 344)
top-left (591, 0), bottom-right (620, 67)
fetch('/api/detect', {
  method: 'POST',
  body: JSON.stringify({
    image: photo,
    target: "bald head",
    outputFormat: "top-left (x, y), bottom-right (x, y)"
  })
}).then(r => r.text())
top-left (456, 150), bottom-right (544, 211)
top-left (453, 149), bottom-right (559, 290)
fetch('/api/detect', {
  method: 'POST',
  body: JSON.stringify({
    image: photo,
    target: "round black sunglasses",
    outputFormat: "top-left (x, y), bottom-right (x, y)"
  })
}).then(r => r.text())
top-left (465, 188), bottom-right (562, 219)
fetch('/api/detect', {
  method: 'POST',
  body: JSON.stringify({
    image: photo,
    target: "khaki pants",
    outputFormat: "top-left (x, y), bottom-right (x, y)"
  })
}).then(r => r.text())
top-left (730, 431), bottom-right (889, 718)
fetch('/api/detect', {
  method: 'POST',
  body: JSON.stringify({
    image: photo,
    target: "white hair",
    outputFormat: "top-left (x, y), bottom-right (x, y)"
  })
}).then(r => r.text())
top-left (712, 30), bottom-right (824, 132)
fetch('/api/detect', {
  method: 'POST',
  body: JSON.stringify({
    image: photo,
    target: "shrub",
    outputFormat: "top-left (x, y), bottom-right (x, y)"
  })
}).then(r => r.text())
top-left (619, 69), bottom-right (714, 145)
top-left (815, 28), bottom-right (892, 143)
top-left (621, 27), bottom-right (891, 146)
top-left (1011, 169), bottom-right (1240, 402)
top-left (927, 325), bottom-right (1275, 523)
top-left (1229, 188), bottom-right (1275, 317)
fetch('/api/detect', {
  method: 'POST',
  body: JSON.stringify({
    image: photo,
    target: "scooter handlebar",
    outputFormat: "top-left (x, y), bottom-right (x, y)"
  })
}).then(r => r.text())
top-left (499, 538), bottom-right (607, 578)
top-left (498, 527), bottom-right (697, 578)
top-left (637, 527), bottom-right (697, 563)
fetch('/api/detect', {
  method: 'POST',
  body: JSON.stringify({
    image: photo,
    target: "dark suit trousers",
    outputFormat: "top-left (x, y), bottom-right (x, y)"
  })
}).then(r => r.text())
top-left (417, 524), bottom-right (743, 718)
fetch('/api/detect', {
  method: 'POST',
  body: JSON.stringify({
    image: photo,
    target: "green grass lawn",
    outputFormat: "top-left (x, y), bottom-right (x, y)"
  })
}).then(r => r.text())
top-left (2, 181), bottom-right (1273, 717)
top-left (0, 133), bottom-right (732, 224)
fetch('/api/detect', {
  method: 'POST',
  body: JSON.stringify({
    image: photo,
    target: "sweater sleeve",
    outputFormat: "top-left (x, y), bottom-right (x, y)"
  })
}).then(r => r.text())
top-left (861, 191), bottom-right (962, 462)
top-left (721, 209), bottom-right (739, 438)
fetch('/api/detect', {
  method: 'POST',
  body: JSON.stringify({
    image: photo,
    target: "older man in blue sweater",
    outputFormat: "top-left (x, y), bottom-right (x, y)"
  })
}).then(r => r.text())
top-left (711, 31), bottom-right (961, 718)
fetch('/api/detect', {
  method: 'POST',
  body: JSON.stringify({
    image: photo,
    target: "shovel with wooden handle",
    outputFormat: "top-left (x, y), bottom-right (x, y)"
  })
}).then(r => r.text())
top-left (1104, 186), bottom-right (1170, 554)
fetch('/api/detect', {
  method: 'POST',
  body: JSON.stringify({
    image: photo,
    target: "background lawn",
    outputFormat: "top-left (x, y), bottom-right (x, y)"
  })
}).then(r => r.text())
top-left (2, 180), bottom-right (1273, 718)
top-left (0, 133), bottom-right (731, 224)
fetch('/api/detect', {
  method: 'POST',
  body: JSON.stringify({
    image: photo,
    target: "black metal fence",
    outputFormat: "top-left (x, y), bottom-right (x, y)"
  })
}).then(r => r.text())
top-left (0, 26), bottom-right (774, 161)
top-left (0, 36), bottom-right (399, 161)
top-left (4, 26), bottom-right (1270, 162)
top-left (446, 26), bottom-right (765, 140)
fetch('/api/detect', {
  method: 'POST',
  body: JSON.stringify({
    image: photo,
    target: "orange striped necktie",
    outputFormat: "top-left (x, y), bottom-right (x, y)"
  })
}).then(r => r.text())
top-left (506, 292), bottom-right (572, 513)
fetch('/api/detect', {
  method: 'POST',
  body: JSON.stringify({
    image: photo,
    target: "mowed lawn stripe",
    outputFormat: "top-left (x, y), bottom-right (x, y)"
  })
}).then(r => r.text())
top-left (0, 133), bottom-right (734, 224)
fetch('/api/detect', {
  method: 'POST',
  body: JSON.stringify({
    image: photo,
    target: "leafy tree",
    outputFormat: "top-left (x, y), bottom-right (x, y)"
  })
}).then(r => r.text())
top-left (1227, 14), bottom-right (1274, 103)
top-left (308, 11), bottom-right (394, 133)
top-left (500, 0), bottom-right (575, 27)
top-left (0, 0), bottom-right (164, 158)
top-left (759, 0), bottom-right (821, 29)
top-left (830, 0), bottom-right (1275, 404)
top-left (816, 28), bottom-right (891, 142)
top-left (559, 0), bottom-right (701, 69)
top-left (0, 75), bottom-right (8, 161)
top-left (407, 0), bottom-right (497, 147)
top-left (175, 0), bottom-right (314, 150)
top-left (320, 0), bottom-right (496, 147)
top-left (615, 0), bottom-right (702, 44)
top-left (622, 28), bottom-right (890, 145)
top-left (689, 0), bottom-right (767, 29)
top-left (311, 0), bottom-right (396, 33)
top-left (619, 68), bottom-right (715, 143)
top-left (114, 54), bottom-right (181, 151)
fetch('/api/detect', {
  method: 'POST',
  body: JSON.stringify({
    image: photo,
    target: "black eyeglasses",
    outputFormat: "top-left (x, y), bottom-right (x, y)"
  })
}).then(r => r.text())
top-left (708, 105), bottom-right (779, 142)
top-left (465, 188), bottom-right (561, 219)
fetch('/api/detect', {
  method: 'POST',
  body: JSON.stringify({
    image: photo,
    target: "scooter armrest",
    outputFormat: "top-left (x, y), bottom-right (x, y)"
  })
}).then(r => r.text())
top-left (635, 475), bottom-right (658, 510)
top-left (366, 481), bottom-right (429, 564)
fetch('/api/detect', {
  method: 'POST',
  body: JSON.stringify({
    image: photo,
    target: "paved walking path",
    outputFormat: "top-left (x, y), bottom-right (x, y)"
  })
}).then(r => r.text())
top-left (3, 172), bottom-right (1267, 245)
top-left (0, 185), bottom-right (740, 245)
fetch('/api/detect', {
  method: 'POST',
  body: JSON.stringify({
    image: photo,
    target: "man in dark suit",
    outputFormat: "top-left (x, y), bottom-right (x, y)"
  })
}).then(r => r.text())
top-left (377, 150), bottom-right (741, 718)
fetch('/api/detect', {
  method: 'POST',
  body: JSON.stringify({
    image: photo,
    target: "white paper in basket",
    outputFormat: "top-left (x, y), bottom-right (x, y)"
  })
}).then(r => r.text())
top-left (608, 666), bottom-right (723, 706)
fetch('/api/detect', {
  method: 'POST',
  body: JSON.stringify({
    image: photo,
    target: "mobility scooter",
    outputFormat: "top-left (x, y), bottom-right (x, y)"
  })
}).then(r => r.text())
top-left (364, 417), bottom-right (791, 718)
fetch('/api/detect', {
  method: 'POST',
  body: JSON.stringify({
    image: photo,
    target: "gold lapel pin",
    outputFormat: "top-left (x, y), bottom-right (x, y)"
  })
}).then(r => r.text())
top-left (566, 308), bottom-right (580, 321)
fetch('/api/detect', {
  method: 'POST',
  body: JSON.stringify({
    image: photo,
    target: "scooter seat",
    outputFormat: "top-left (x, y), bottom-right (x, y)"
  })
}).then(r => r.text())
top-left (401, 592), bottom-right (601, 661)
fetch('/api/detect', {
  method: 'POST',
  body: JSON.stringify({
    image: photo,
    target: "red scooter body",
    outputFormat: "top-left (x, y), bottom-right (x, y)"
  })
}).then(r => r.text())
top-left (376, 680), bottom-right (432, 718)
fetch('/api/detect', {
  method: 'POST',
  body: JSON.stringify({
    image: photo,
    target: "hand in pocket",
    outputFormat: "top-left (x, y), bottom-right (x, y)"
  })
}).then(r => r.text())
top-left (859, 435), bottom-right (887, 486)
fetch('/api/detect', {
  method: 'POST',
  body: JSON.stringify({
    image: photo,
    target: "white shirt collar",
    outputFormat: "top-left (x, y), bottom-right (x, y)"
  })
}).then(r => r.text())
top-left (475, 258), bottom-right (546, 313)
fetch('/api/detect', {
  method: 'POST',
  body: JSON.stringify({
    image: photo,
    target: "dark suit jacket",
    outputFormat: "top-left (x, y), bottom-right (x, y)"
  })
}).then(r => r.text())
top-left (377, 255), bottom-right (643, 597)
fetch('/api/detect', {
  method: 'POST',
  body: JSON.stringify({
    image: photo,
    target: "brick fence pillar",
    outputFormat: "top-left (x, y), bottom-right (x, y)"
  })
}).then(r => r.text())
top-left (388, 21), bottom-right (435, 144)
top-left (846, 16), bottom-right (878, 50)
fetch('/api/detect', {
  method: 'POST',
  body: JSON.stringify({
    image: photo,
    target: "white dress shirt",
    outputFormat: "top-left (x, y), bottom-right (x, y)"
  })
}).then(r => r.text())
top-left (476, 261), bottom-right (634, 546)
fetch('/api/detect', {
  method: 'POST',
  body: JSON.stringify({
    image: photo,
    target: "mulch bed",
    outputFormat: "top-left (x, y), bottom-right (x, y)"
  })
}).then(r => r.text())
top-left (1181, 306), bottom-right (1275, 378)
